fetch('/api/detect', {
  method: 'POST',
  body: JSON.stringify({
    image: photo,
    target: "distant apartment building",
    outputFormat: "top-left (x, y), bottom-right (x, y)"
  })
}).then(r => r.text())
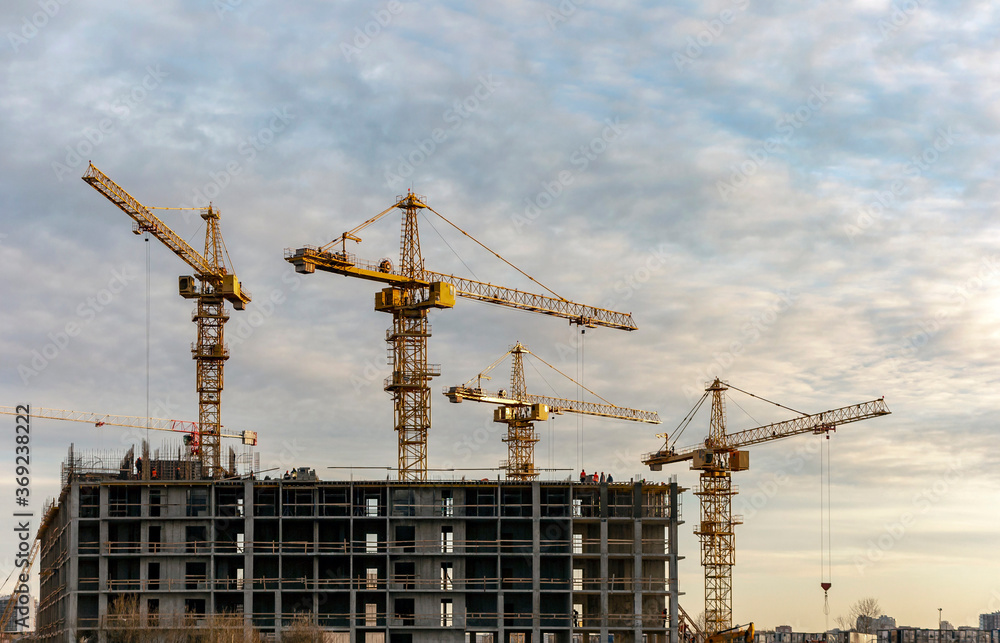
top-left (878, 629), bottom-right (1000, 643)
top-left (755, 630), bottom-right (871, 643)
top-left (874, 617), bottom-right (897, 631)
top-left (0, 593), bottom-right (34, 633)
top-left (982, 613), bottom-right (1000, 631)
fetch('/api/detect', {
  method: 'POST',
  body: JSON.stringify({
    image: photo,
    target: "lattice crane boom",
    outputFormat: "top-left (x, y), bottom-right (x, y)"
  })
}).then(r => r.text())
top-left (641, 379), bottom-right (891, 636)
top-left (642, 396), bottom-right (890, 466)
top-left (447, 387), bottom-right (662, 423)
top-left (286, 193), bottom-right (637, 481)
top-left (0, 406), bottom-right (257, 444)
top-left (82, 162), bottom-right (251, 479)
top-left (445, 342), bottom-right (660, 480)
top-left (284, 247), bottom-right (637, 331)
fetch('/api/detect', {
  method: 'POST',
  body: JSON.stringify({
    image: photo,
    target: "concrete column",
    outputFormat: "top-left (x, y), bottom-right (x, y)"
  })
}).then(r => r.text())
top-left (634, 483), bottom-right (644, 642)
top-left (532, 481), bottom-right (541, 640)
top-left (243, 479), bottom-right (254, 639)
top-left (66, 483), bottom-right (80, 643)
top-left (600, 517), bottom-right (608, 641)
top-left (669, 481), bottom-right (681, 643)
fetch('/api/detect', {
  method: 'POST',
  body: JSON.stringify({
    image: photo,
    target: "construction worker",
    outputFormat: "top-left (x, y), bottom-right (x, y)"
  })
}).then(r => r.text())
top-left (580, 469), bottom-right (586, 483)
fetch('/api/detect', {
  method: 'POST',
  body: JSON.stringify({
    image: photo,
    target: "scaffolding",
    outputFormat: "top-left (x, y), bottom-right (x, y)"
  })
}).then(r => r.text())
top-left (60, 441), bottom-right (260, 485)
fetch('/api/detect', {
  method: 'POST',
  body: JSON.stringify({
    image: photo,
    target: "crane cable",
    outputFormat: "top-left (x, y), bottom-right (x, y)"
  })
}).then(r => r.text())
top-left (524, 350), bottom-right (564, 477)
top-left (820, 433), bottom-right (833, 626)
top-left (425, 204), bottom-right (568, 302)
top-left (667, 391), bottom-right (710, 449)
top-left (726, 383), bottom-right (808, 417)
top-left (420, 212), bottom-right (480, 280)
top-left (576, 328), bottom-right (585, 472)
top-left (145, 232), bottom-right (151, 441)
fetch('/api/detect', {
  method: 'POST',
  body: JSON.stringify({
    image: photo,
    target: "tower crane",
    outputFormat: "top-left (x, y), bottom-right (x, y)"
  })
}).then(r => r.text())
top-left (82, 163), bottom-right (251, 479)
top-left (444, 341), bottom-right (660, 480)
top-left (0, 406), bottom-right (258, 446)
top-left (286, 192), bottom-right (637, 481)
top-left (642, 378), bottom-right (891, 636)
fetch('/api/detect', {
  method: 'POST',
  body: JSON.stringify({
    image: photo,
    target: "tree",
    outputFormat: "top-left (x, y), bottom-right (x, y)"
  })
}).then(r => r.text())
top-left (281, 613), bottom-right (325, 643)
top-left (99, 595), bottom-right (263, 643)
top-left (850, 597), bottom-right (882, 634)
top-left (834, 613), bottom-right (855, 632)
top-left (834, 597), bottom-right (882, 633)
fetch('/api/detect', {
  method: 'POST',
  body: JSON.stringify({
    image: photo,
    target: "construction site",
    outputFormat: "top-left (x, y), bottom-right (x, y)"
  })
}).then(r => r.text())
top-left (29, 447), bottom-right (682, 642)
top-left (2, 164), bottom-right (894, 642)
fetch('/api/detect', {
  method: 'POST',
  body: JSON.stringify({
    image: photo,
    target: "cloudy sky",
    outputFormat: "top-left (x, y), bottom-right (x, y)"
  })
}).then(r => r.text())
top-left (2, 0), bottom-right (998, 632)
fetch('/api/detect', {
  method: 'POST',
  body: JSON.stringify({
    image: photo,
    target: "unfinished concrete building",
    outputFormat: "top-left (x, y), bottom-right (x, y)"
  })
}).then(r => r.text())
top-left (36, 446), bottom-right (684, 643)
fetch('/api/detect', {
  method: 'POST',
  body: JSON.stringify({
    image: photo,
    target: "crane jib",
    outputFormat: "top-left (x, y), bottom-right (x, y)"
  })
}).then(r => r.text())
top-left (284, 247), bottom-right (637, 331)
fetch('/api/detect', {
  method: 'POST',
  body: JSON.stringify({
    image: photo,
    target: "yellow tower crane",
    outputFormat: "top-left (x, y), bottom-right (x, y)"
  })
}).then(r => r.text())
top-left (444, 341), bottom-right (661, 480)
top-left (642, 378), bottom-right (891, 636)
top-left (82, 162), bottom-right (251, 479)
top-left (286, 192), bottom-right (636, 481)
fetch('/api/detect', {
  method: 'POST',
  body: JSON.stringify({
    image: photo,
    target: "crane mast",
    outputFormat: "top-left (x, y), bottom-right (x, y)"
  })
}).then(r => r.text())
top-left (643, 378), bottom-right (891, 635)
top-left (503, 343), bottom-right (536, 479)
top-left (287, 193), bottom-right (637, 481)
top-left (82, 162), bottom-right (251, 479)
top-left (697, 379), bottom-right (738, 637)
top-left (445, 342), bottom-right (660, 480)
top-left (386, 193), bottom-right (439, 480)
